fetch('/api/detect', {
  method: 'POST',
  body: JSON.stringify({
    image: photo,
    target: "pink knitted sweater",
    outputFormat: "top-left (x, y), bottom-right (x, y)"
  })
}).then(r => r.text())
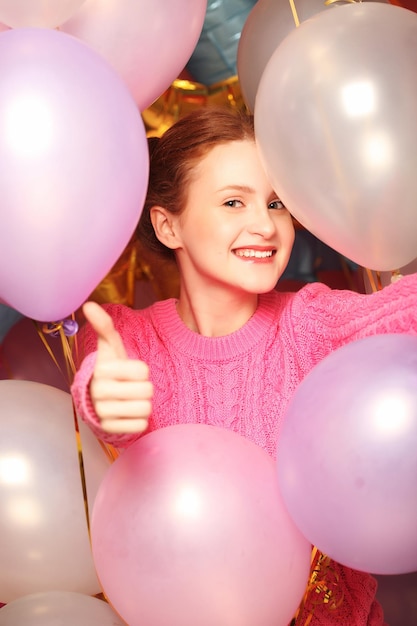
top-left (72, 274), bottom-right (417, 625)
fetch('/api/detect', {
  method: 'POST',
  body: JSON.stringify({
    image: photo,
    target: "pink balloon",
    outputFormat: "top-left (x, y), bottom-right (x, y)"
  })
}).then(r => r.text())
top-left (62, 0), bottom-right (208, 110)
top-left (0, 317), bottom-right (70, 392)
top-left (91, 424), bottom-right (311, 626)
top-left (0, 28), bottom-right (149, 322)
top-left (277, 333), bottom-right (417, 575)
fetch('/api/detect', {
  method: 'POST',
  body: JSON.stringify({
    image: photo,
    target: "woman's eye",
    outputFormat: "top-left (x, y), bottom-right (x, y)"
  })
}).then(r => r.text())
top-left (268, 199), bottom-right (286, 210)
top-left (224, 199), bottom-right (243, 208)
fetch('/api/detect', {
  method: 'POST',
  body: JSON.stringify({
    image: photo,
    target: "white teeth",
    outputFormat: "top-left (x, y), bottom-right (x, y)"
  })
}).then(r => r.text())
top-left (235, 249), bottom-right (273, 258)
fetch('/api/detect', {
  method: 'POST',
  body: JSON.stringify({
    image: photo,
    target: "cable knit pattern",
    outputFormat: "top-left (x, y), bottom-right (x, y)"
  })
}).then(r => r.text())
top-left (72, 273), bottom-right (416, 625)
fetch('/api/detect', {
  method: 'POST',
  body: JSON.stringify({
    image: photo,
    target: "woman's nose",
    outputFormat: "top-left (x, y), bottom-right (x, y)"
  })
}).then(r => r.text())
top-left (248, 204), bottom-right (276, 237)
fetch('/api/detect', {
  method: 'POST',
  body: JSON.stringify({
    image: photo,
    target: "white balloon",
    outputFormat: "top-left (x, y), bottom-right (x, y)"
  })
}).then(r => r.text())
top-left (255, 3), bottom-right (417, 271)
top-left (0, 381), bottom-right (112, 602)
top-left (237, 0), bottom-right (388, 112)
top-left (0, 591), bottom-right (126, 625)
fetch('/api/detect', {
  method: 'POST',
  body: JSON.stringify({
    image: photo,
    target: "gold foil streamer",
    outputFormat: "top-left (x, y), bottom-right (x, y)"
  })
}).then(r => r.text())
top-left (88, 236), bottom-right (138, 307)
top-left (142, 75), bottom-right (248, 138)
top-left (292, 547), bottom-right (344, 625)
top-left (89, 235), bottom-right (180, 307)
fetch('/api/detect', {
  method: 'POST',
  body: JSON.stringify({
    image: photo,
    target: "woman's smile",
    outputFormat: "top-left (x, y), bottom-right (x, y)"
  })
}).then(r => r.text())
top-left (233, 247), bottom-right (277, 261)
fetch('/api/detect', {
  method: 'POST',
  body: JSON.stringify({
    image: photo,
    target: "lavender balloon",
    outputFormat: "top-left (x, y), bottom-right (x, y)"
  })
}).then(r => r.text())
top-left (277, 333), bottom-right (417, 574)
top-left (0, 28), bottom-right (149, 321)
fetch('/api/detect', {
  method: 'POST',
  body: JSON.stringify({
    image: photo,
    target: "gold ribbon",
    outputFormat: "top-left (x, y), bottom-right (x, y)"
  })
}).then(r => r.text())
top-left (88, 236), bottom-right (138, 308)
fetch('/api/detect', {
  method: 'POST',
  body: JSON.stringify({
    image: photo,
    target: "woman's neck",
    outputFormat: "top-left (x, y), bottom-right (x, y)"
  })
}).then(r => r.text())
top-left (176, 285), bottom-right (259, 337)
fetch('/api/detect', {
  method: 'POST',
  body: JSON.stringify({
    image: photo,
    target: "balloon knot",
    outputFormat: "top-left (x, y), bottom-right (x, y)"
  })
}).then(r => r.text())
top-left (42, 319), bottom-right (79, 337)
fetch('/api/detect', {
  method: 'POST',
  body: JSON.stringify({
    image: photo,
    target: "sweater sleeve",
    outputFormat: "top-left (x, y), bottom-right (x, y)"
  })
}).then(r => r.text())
top-left (290, 273), bottom-right (417, 373)
top-left (71, 303), bottom-right (149, 448)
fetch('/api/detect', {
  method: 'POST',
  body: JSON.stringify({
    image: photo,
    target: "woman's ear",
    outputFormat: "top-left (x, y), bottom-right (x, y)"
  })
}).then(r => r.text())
top-left (150, 206), bottom-right (181, 250)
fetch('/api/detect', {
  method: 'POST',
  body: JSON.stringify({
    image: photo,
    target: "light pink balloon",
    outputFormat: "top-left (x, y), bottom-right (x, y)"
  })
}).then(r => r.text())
top-left (91, 424), bottom-right (311, 626)
top-left (255, 3), bottom-right (417, 271)
top-left (278, 334), bottom-right (417, 575)
top-left (0, 28), bottom-right (149, 322)
top-left (62, 0), bottom-right (208, 110)
top-left (0, 0), bottom-right (86, 28)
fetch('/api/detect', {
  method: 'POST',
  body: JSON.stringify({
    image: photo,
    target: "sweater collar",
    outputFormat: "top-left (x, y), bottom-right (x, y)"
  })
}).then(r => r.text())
top-left (149, 290), bottom-right (285, 361)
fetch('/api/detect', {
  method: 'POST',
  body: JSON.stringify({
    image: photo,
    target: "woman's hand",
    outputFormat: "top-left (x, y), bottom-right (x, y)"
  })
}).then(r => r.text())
top-left (83, 301), bottom-right (153, 434)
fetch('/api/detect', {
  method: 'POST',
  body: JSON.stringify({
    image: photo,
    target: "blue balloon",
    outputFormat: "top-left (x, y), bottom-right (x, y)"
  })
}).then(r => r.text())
top-left (186, 0), bottom-right (257, 85)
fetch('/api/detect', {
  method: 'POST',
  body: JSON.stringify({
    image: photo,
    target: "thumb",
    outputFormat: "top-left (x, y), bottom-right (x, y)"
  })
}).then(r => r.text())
top-left (82, 301), bottom-right (128, 361)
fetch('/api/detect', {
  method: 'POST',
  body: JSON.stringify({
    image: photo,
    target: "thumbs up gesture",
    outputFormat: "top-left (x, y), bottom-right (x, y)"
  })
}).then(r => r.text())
top-left (82, 301), bottom-right (153, 434)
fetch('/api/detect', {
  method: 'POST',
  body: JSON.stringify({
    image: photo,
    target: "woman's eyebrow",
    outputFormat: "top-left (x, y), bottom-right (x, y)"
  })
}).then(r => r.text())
top-left (217, 184), bottom-right (255, 194)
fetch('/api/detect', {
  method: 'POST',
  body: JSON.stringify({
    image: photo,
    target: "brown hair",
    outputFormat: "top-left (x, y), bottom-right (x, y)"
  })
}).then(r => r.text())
top-left (137, 106), bottom-right (255, 260)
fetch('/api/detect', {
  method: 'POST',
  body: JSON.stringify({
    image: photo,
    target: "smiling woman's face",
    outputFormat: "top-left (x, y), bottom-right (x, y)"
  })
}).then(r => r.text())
top-left (170, 139), bottom-right (295, 296)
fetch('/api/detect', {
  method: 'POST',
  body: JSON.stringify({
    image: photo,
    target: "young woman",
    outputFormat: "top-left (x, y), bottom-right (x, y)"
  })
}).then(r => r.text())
top-left (72, 107), bottom-right (416, 625)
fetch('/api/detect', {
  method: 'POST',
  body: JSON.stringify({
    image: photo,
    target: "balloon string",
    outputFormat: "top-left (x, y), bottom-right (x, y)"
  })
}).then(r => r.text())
top-left (35, 318), bottom-right (119, 541)
top-left (290, 0), bottom-right (359, 28)
top-left (72, 403), bottom-right (91, 536)
top-left (36, 319), bottom-right (92, 537)
top-left (288, 0), bottom-right (300, 27)
top-left (38, 318), bottom-right (119, 458)
top-left (364, 267), bottom-right (382, 292)
top-left (33, 320), bottom-right (72, 389)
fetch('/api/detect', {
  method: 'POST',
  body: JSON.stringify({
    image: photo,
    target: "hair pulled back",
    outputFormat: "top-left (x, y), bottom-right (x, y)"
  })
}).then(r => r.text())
top-left (137, 106), bottom-right (255, 260)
